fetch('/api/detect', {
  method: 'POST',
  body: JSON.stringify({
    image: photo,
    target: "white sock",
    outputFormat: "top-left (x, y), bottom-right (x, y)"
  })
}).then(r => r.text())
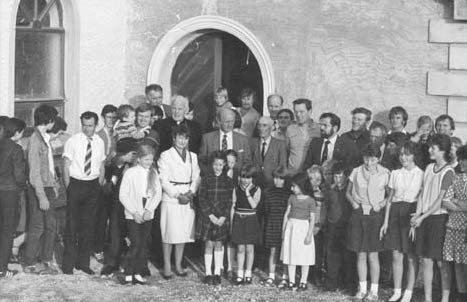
top-left (214, 250), bottom-right (223, 275)
top-left (389, 288), bottom-right (402, 301)
top-left (227, 247), bottom-right (234, 271)
top-left (401, 289), bottom-right (413, 302)
top-left (359, 281), bottom-right (368, 293)
top-left (300, 265), bottom-right (309, 283)
top-left (125, 275), bottom-right (132, 282)
top-left (288, 266), bottom-right (296, 283)
top-left (204, 253), bottom-right (213, 275)
top-left (245, 270), bottom-right (252, 278)
top-left (269, 272), bottom-right (275, 280)
top-left (134, 274), bottom-right (146, 282)
top-left (220, 246), bottom-right (225, 271)
top-left (370, 283), bottom-right (379, 295)
top-left (237, 270), bottom-right (244, 278)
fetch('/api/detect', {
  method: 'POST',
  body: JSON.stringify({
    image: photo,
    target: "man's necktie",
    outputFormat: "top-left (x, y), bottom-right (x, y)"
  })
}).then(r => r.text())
top-left (222, 134), bottom-right (228, 151)
top-left (321, 140), bottom-right (330, 164)
top-left (84, 138), bottom-right (92, 175)
top-left (261, 141), bottom-right (267, 161)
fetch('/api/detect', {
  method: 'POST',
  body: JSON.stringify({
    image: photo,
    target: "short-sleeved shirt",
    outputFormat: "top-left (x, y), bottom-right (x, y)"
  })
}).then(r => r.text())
top-left (63, 132), bottom-right (105, 181)
top-left (286, 120), bottom-right (320, 174)
top-left (388, 166), bottom-right (424, 203)
top-left (288, 195), bottom-right (317, 220)
top-left (420, 163), bottom-right (454, 215)
top-left (349, 164), bottom-right (389, 210)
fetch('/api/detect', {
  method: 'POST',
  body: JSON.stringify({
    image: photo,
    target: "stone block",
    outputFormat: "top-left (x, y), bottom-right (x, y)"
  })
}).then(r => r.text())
top-left (449, 45), bottom-right (467, 70)
top-left (448, 97), bottom-right (467, 123)
top-left (429, 19), bottom-right (467, 43)
top-left (427, 71), bottom-right (467, 96)
top-left (454, 0), bottom-right (467, 20)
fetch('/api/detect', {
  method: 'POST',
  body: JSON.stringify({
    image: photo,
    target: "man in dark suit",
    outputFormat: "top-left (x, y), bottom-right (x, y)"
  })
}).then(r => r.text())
top-left (199, 108), bottom-right (251, 173)
top-left (251, 116), bottom-right (287, 187)
top-left (303, 112), bottom-right (359, 173)
top-left (152, 95), bottom-right (201, 154)
top-left (145, 84), bottom-right (172, 119)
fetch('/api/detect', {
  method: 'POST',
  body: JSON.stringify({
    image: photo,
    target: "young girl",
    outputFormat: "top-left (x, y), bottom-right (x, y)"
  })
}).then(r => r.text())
top-left (307, 165), bottom-right (327, 285)
top-left (231, 164), bottom-right (262, 284)
top-left (119, 144), bottom-right (162, 285)
top-left (346, 143), bottom-right (390, 301)
top-left (380, 141), bottom-right (424, 302)
top-left (442, 144), bottom-right (467, 302)
top-left (410, 134), bottom-right (454, 302)
top-left (262, 166), bottom-right (290, 287)
top-left (196, 151), bottom-right (234, 286)
top-left (280, 172), bottom-right (316, 291)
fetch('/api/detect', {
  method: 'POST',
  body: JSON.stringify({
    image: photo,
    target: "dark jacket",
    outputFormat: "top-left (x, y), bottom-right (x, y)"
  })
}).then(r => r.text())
top-left (251, 137), bottom-right (287, 187)
top-left (0, 138), bottom-right (27, 191)
top-left (152, 118), bottom-right (202, 154)
top-left (340, 129), bottom-right (370, 166)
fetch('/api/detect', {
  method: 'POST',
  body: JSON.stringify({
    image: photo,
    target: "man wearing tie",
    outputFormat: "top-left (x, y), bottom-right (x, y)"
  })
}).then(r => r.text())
top-left (303, 112), bottom-right (359, 174)
top-left (62, 111), bottom-right (106, 275)
top-left (251, 116), bottom-right (287, 187)
top-left (199, 108), bottom-right (251, 173)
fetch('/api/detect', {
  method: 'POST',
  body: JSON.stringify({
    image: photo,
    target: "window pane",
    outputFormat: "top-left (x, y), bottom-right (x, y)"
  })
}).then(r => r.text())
top-left (14, 100), bottom-right (64, 127)
top-left (15, 31), bottom-right (64, 100)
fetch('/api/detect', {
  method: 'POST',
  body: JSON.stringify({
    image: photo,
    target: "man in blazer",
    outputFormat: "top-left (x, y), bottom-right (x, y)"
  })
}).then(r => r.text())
top-left (251, 116), bottom-right (287, 187)
top-left (303, 112), bottom-right (359, 173)
top-left (199, 108), bottom-right (251, 173)
top-left (97, 105), bottom-right (117, 162)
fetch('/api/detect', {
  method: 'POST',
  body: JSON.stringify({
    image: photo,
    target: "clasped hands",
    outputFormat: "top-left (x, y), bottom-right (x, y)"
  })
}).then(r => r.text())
top-left (177, 191), bottom-right (194, 205)
top-left (134, 209), bottom-right (152, 224)
top-left (209, 214), bottom-right (226, 226)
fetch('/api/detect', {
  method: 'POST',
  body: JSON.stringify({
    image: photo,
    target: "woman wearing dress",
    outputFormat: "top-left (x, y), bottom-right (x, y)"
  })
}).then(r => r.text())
top-left (158, 124), bottom-right (201, 278)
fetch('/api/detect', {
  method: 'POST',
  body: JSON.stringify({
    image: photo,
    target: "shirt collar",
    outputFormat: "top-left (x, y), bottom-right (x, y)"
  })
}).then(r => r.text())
top-left (325, 134), bottom-right (338, 144)
top-left (261, 136), bottom-right (272, 145)
top-left (220, 129), bottom-right (232, 137)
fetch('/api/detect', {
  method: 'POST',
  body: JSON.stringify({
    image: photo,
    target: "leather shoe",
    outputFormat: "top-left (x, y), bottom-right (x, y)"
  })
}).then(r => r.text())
top-left (75, 266), bottom-right (95, 275)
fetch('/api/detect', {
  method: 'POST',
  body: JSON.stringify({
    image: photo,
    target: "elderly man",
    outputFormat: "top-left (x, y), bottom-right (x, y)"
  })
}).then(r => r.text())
top-left (303, 112), bottom-right (359, 173)
top-left (199, 108), bottom-right (251, 173)
top-left (286, 98), bottom-right (320, 175)
top-left (152, 95), bottom-right (201, 154)
top-left (145, 84), bottom-right (171, 119)
top-left (251, 116), bottom-right (287, 187)
top-left (267, 94), bottom-right (284, 130)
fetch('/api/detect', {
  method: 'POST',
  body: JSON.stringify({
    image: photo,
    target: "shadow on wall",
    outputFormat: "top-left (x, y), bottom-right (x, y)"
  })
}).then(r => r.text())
top-left (433, 0), bottom-right (454, 19)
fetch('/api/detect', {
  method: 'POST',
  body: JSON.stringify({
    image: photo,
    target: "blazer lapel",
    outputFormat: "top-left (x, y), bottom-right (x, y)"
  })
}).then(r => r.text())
top-left (214, 131), bottom-right (221, 151)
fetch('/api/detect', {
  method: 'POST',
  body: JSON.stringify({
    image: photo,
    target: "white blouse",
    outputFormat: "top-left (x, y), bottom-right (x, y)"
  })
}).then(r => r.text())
top-left (388, 166), bottom-right (424, 203)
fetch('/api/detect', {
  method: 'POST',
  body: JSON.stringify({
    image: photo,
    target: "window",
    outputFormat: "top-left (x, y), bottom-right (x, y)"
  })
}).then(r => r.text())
top-left (14, 0), bottom-right (64, 125)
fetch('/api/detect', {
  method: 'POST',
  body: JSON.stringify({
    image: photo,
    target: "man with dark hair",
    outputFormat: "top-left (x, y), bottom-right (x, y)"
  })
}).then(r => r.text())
top-left (341, 107), bottom-right (372, 165)
top-left (145, 84), bottom-right (171, 118)
top-left (0, 116), bottom-right (26, 278)
top-left (286, 98), bottom-right (320, 174)
top-left (435, 114), bottom-right (455, 137)
top-left (62, 111), bottom-right (105, 275)
top-left (4, 118), bottom-right (26, 141)
top-left (303, 112), bottom-right (360, 172)
top-left (23, 105), bottom-right (60, 275)
top-left (98, 105), bottom-right (117, 161)
top-left (388, 106), bottom-right (408, 134)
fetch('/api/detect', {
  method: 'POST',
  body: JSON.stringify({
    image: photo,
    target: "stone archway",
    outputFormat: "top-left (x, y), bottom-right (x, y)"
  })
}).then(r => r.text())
top-left (147, 15), bottom-right (275, 115)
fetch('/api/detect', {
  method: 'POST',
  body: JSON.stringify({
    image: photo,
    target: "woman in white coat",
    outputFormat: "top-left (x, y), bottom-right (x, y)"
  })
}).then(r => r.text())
top-left (158, 124), bottom-right (200, 278)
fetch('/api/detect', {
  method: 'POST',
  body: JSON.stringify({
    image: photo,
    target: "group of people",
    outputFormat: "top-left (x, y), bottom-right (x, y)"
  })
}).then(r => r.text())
top-left (0, 83), bottom-right (466, 302)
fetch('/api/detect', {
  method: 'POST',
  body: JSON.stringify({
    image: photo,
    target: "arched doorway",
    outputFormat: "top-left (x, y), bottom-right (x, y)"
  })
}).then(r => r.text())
top-left (171, 31), bottom-right (263, 132)
top-left (147, 15), bottom-right (275, 120)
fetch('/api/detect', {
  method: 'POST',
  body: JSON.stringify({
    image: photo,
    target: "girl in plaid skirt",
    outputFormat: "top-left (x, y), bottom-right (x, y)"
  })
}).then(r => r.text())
top-left (196, 151), bottom-right (234, 285)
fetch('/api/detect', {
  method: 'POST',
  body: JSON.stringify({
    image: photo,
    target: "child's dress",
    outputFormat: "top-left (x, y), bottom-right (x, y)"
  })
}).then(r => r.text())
top-left (263, 187), bottom-right (290, 248)
top-left (231, 186), bottom-right (262, 245)
top-left (281, 195), bottom-right (316, 265)
top-left (196, 172), bottom-right (234, 242)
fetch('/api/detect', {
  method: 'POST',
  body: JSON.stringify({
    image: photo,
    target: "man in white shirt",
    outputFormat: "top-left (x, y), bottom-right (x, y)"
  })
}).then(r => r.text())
top-left (62, 111), bottom-right (106, 275)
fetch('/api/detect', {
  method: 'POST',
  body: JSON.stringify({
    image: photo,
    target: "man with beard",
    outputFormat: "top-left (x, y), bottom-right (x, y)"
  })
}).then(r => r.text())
top-left (303, 112), bottom-right (359, 173)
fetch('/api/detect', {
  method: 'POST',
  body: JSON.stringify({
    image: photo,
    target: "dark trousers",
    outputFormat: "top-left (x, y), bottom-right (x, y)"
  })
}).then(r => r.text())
top-left (0, 190), bottom-right (19, 271)
top-left (94, 188), bottom-right (112, 253)
top-left (104, 200), bottom-right (127, 268)
top-left (24, 186), bottom-right (57, 265)
top-left (326, 222), bottom-right (356, 289)
top-left (125, 220), bottom-right (152, 275)
top-left (62, 178), bottom-right (100, 272)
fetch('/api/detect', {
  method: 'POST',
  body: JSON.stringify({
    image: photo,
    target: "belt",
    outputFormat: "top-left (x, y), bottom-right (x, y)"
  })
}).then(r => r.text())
top-left (169, 181), bottom-right (191, 186)
top-left (235, 208), bottom-right (256, 215)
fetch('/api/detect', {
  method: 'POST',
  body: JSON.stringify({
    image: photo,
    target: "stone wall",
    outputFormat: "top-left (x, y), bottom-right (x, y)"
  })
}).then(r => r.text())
top-left (125, 0), bottom-right (452, 134)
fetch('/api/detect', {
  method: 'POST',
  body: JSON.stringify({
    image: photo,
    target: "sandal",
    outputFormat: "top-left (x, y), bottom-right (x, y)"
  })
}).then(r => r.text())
top-left (262, 278), bottom-right (275, 287)
top-left (0, 269), bottom-right (18, 279)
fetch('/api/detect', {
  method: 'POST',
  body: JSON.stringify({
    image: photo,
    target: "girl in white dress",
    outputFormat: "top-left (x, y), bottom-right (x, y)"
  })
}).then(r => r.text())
top-left (158, 124), bottom-right (200, 278)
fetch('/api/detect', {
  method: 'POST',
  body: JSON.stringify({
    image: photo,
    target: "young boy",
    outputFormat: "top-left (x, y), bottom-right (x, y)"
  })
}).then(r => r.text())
top-left (324, 161), bottom-right (354, 291)
top-left (101, 137), bottom-right (138, 276)
top-left (114, 105), bottom-right (144, 141)
top-left (23, 105), bottom-right (60, 275)
top-left (0, 117), bottom-right (27, 278)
